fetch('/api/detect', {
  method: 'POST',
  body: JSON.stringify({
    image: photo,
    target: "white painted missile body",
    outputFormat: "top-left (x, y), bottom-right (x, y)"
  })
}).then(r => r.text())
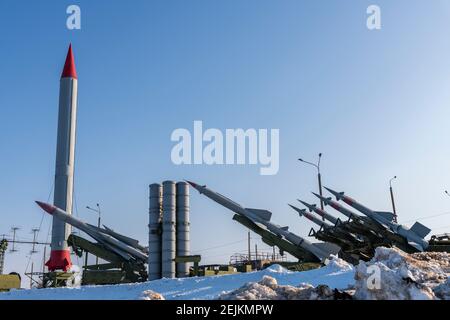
top-left (187, 181), bottom-right (340, 262)
top-left (37, 201), bottom-right (148, 263)
top-left (47, 45), bottom-right (78, 271)
top-left (324, 187), bottom-right (430, 251)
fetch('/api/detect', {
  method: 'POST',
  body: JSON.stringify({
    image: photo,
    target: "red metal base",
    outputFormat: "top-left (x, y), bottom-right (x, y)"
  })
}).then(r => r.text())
top-left (45, 250), bottom-right (72, 271)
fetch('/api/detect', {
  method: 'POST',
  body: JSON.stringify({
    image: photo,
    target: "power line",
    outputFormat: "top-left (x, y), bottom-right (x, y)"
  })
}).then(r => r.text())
top-left (25, 182), bottom-right (54, 274)
top-left (430, 224), bottom-right (450, 231)
top-left (193, 238), bottom-right (249, 253)
top-left (400, 211), bottom-right (450, 224)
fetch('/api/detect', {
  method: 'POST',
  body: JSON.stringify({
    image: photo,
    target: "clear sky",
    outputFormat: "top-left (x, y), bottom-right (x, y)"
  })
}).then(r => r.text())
top-left (1, 1), bottom-right (450, 285)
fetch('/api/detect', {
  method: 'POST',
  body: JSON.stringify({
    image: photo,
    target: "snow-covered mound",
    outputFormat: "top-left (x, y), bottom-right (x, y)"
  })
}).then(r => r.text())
top-left (218, 275), bottom-right (351, 300)
top-left (139, 290), bottom-right (165, 300)
top-left (0, 262), bottom-right (354, 300)
top-left (354, 247), bottom-right (449, 300)
top-left (203, 249), bottom-right (450, 300)
top-left (218, 256), bottom-right (354, 300)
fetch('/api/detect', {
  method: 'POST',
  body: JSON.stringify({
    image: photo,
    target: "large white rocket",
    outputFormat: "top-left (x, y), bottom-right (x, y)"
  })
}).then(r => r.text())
top-left (46, 45), bottom-right (78, 271)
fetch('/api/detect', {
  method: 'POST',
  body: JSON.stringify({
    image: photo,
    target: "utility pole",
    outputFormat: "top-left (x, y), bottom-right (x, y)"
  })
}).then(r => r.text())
top-left (84, 251), bottom-right (89, 271)
top-left (42, 245), bottom-right (47, 275)
top-left (389, 176), bottom-right (398, 223)
top-left (299, 153), bottom-right (324, 212)
top-left (30, 262), bottom-right (34, 289)
top-left (86, 203), bottom-right (101, 265)
top-left (247, 231), bottom-right (251, 263)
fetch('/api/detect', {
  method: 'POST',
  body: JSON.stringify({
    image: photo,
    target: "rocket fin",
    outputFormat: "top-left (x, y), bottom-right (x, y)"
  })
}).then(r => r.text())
top-left (374, 211), bottom-right (395, 222)
top-left (410, 222), bottom-right (431, 239)
top-left (245, 208), bottom-right (272, 221)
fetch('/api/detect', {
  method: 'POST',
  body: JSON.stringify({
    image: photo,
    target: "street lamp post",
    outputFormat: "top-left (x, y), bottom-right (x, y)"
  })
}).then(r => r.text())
top-left (298, 153), bottom-right (324, 211)
top-left (86, 203), bottom-right (101, 265)
top-left (389, 176), bottom-right (397, 223)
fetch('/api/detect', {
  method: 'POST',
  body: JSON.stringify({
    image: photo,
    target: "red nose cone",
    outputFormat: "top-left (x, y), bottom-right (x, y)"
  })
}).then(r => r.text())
top-left (35, 201), bottom-right (56, 214)
top-left (61, 44), bottom-right (77, 79)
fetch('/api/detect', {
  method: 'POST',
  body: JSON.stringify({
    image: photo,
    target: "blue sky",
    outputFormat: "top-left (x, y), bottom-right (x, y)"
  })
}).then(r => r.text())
top-left (1, 1), bottom-right (450, 283)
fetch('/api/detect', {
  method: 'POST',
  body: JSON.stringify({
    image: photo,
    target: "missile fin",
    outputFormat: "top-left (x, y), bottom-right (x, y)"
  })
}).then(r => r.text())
top-left (410, 222), bottom-right (431, 239)
top-left (245, 208), bottom-right (272, 221)
top-left (288, 204), bottom-right (305, 217)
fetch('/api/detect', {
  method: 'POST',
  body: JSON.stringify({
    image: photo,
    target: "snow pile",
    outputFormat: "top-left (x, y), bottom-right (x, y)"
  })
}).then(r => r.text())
top-left (139, 290), bottom-right (165, 300)
top-left (218, 275), bottom-right (351, 300)
top-left (219, 256), bottom-right (354, 300)
top-left (325, 254), bottom-right (354, 273)
top-left (354, 247), bottom-right (449, 300)
top-left (411, 251), bottom-right (450, 275)
top-left (66, 265), bottom-right (82, 288)
top-left (217, 249), bottom-right (450, 301)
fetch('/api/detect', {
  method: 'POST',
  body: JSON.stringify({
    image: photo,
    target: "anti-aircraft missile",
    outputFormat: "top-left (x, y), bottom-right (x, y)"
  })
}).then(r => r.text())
top-left (297, 200), bottom-right (338, 225)
top-left (87, 224), bottom-right (148, 253)
top-left (288, 204), bottom-right (332, 229)
top-left (312, 192), bottom-right (360, 221)
top-left (232, 214), bottom-right (320, 262)
top-left (324, 187), bottom-right (431, 251)
top-left (312, 192), bottom-right (418, 251)
top-left (290, 203), bottom-right (363, 246)
top-left (47, 45), bottom-right (79, 271)
top-left (312, 192), bottom-right (386, 232)
top-left (36, 201), bottom-right (148, 262)
top-left (187, 181), bottom-right (340, 262)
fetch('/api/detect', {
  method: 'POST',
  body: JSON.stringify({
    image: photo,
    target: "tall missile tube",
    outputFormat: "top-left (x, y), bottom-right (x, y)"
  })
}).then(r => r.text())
top-left (47, 45), bottom-right (78, 271)
top-left (148, 183), bottom-right (162, 280)
top-left (162, 181), bottom-right (176, 278)
top-left (176, 182), bottom-right (190, 277)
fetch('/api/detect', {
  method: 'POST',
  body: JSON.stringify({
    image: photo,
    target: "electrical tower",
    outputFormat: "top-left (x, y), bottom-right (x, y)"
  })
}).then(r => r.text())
top-left (30, 228), bottom-right (40, 254)
top-left (10, 227), bottom-right (20, 253)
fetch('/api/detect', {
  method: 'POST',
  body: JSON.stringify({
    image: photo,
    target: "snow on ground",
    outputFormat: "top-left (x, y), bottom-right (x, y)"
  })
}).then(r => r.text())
top-left (2, 247), bottom-right (447, 300)
top-left (0, 258), bottom-right (354, 300)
